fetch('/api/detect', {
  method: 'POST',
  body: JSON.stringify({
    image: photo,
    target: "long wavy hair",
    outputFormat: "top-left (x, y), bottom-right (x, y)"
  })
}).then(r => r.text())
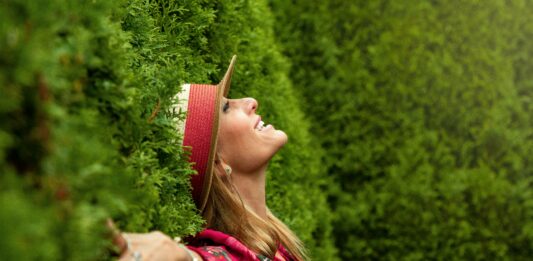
top-left (202, 161), bottom-right (308, 261)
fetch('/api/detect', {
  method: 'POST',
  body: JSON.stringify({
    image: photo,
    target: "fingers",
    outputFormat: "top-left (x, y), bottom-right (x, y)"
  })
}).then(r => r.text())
top-left (118, 232), bottom-right (161, 261)
top-left (106, 218), bottom-right (128, 255)
top-left (118, 231), bottom-right (198, 261)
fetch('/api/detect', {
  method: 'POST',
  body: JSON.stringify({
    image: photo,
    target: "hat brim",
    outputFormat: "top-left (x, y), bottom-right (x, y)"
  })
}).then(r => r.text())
top-left (196, 55), bottom-right (237, 212)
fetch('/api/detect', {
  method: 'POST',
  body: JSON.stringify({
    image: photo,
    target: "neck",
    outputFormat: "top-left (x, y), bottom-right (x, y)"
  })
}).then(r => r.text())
top-left (231, 165), bottom-right (268, 219)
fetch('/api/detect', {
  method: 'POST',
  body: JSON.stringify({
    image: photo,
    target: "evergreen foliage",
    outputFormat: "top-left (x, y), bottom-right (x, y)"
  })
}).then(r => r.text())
top-left (270, 0), bottom-right (533, 260)
top-left (4, 0), bottom-right (532, 259)
top-left (1, 0), bottom-right (334, 259)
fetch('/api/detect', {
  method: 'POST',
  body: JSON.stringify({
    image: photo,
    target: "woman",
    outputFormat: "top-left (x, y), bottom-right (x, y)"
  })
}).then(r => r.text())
top-left (114, 56), bottom-right (307, 261)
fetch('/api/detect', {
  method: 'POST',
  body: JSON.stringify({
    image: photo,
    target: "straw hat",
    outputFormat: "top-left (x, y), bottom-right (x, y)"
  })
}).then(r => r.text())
top-left (174, 55), bottom-right (237, 212)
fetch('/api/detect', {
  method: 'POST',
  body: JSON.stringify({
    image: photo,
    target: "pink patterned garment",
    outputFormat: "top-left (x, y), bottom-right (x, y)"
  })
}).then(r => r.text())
top-left (187, 229), bottom-right (295, 261)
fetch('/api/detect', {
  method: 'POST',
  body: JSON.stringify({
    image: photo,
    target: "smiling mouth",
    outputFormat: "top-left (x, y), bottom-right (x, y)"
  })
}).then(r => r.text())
top-left (254, 116), bottom-right (266, 131)
top-left (254, 116), bottom-right (274, 132)
top-left (255, 120), bottom-right (266, 131)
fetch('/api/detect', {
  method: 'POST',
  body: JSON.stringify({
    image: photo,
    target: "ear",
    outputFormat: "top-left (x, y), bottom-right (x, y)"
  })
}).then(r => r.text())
top-left (215, 153), bottom-right (232, 176)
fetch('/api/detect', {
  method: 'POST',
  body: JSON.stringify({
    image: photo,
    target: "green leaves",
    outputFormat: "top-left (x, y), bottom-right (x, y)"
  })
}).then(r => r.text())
top-left (271, 0), bottom-right (533, 259)
top-left (1, 0), bottom-right (335, 259)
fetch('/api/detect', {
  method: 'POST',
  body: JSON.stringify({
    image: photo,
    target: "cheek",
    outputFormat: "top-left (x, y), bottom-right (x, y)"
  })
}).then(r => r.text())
top-left (219, 116), bottom-right (249, 139)
top-left (218, 117), bottom-right (251, 152)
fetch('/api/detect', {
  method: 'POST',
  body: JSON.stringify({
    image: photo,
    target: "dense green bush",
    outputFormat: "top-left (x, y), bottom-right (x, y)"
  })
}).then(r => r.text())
top-left (1, 0), bottom-right (334, 259)
top-left (270, 0), bottom-right (533, 260)
top-left (6, 0), bottom-right (532, 259)
top-left (1, 1), bottom-right (143, 259)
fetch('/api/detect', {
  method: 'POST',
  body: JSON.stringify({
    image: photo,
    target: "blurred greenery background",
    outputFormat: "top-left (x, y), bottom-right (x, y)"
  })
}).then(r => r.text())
top-left (1, 0), bottom-right (532, 260)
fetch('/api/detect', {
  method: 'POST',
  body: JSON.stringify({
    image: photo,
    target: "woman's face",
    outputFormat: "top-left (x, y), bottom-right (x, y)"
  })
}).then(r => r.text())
top-left (217, 97), bottom-right (288, 172)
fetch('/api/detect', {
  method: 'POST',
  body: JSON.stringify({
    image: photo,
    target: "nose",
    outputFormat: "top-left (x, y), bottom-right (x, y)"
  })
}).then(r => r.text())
top-left (242, 98), bottom-right (258, 114)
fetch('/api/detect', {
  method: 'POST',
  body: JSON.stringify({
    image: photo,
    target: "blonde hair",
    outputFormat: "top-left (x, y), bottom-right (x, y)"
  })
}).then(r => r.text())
top-left (202, 164), bottom-right (308, 260)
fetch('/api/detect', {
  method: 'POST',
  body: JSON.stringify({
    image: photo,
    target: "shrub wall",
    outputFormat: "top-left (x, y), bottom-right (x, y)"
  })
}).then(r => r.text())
top-left (270, 0), bottom-right (533, 260)
top-left (0, 0), bottom-right (335, 259)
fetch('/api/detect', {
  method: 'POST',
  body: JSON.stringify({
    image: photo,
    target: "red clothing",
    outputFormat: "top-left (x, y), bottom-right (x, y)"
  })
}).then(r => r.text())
top-left (187, 229), bottom-right (295, 261)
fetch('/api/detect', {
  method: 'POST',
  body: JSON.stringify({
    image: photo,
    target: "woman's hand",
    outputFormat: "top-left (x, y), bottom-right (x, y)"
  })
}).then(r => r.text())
top-left (119, 231), bottom-right (193, 261)
top-left (107, 219), bottom-right (200, 261)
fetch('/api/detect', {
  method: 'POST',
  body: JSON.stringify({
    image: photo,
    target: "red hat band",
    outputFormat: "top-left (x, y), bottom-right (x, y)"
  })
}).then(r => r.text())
top-left (177, 83), bottom-right (219, 211)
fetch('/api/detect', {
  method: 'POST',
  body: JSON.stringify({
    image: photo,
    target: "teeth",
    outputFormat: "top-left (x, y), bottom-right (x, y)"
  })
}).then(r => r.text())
top-left (256, 120), bottom-right (265, 131)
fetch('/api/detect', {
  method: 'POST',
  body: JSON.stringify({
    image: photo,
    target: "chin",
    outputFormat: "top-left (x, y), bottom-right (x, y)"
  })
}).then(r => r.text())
top-left (273, 130), bottom-right (288, 148)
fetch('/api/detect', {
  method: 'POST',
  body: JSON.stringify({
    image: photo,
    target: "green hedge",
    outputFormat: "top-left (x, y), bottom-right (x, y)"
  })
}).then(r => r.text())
top-left (1, 0), bottom-right (335, 259)
top-left (270, 0), bottom-right (533, 260)
top-left (6, 0), bottom-right (532, 260)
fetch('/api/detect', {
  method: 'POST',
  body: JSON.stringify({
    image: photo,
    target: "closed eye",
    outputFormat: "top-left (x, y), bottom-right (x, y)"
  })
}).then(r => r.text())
top-left (223, 101), bottom-right (230, 112)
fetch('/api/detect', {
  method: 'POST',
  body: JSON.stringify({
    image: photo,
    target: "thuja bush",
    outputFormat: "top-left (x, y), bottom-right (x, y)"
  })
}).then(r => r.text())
top-left (270, 0), bottom-right (533, 260)
top-left (0, 0), bottom-right (150, 259)
top-left (1, 0), bottom-right (334, 259)
top-left (0, 0), bottom-right (145, 259)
